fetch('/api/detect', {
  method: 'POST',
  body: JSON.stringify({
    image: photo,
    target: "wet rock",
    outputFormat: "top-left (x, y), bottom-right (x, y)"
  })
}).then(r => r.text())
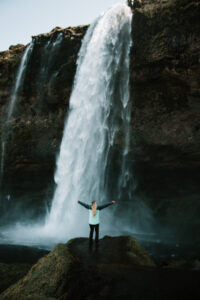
top-left (0, 236), bottom-right (155, 300)
top-left (1, 236), bottom-right (200, 300)
top-left (0, 263), bottom-right (31, 293)
top-left (162, 257), bottom-right (200, 271)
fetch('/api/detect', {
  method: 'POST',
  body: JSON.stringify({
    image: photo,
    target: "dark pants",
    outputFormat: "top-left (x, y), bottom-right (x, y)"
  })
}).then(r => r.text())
top-left (89, 224), bottom-right (99, 242)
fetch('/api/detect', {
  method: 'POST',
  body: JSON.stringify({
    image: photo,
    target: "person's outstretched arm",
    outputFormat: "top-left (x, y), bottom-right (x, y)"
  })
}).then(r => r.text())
top-left (77, 200), bottom-right (90, 209)
top-left (98, 201), bottom-right (115, 210)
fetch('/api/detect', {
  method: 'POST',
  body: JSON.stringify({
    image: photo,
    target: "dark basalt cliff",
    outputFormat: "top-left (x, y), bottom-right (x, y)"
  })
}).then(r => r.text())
top-left (0, 0), bottom-right (199, 236)
top-left (130, 0), bottom-right (200, 235)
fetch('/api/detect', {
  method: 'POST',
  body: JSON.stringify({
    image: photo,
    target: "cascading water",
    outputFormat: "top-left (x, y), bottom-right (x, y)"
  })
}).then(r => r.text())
top-left (0, 41), bottom-right (34, 188)
top-left (44, 3), bottom-right (133, 239)
top-left (7, 42), bottom-right (35, 121)
top-left (0, 33), bottom-right (63, 190)
top-left (37, 32), bottom-right (63, 100)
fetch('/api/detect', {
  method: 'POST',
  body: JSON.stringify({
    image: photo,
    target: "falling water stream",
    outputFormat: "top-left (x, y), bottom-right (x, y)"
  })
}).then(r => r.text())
top-left (0, 33), bottom-right (63, 191)
top-left (0, 41), bottom-right (34, 188)
top-left (37, 32), bottom-right (63, 100)
top-left (44, 3), bottom-right (133, 239)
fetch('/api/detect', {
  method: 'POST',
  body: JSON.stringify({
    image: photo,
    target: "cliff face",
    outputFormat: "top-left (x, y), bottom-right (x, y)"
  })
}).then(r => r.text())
top-left (131, 0), bottom-right (200, 164)
top-left (129, 0), bottom-right (200, 234)
top-left (0, 0), bottom-right (199, 235)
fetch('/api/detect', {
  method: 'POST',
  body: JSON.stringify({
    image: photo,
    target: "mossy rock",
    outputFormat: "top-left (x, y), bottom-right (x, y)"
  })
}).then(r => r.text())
top-left (0, 236), bottom-right (155, 300)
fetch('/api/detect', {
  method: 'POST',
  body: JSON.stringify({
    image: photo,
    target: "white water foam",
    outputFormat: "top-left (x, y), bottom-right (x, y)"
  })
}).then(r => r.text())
top-left (44, 3), bottom-right (133, 240)
top-left (0, 41), bottom-right (34, 188)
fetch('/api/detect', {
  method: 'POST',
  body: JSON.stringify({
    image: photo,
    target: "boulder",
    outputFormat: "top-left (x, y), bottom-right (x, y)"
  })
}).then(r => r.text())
top-left (1, 236), bottom-right (200, 300)
top-left (0, 236), bottom-right (155, 300)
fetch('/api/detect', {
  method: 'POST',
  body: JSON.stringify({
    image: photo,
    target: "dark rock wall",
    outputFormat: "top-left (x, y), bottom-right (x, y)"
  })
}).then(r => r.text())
top-left (129, 0), bottom-right (200, 235)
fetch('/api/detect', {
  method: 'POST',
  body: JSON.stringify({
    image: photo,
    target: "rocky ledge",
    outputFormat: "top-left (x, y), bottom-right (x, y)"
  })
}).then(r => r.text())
top-left (1, 235), bottom-right (200, 300)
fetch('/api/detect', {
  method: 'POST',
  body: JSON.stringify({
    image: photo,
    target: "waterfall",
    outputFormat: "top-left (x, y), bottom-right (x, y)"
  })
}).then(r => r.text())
top-left (37, 32), bottom-right (63, 100)
top-left (45, 3), bottom-right (133, 238)
top-left (7, 42), bottom-right (35, 121)
top-left (0, 41), bottom-right (34, 187)
top-left (0, 33), bottom-right (63, 189)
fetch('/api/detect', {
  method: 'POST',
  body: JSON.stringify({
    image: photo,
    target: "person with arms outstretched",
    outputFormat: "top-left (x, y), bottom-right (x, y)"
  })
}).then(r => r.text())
top-left (77, 200), bottom-right (115, 245)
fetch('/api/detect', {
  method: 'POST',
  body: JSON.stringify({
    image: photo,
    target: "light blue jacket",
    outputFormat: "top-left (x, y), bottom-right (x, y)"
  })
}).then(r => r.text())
top-left (78, 201), bottom-right (113, 225)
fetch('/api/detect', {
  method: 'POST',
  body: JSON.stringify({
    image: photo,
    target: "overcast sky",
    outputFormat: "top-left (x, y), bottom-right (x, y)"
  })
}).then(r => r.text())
top-left (0, 0), bottom-right (124, 52)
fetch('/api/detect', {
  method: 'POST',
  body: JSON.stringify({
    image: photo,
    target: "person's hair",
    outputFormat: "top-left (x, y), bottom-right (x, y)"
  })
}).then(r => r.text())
top-left (91, 200), bottom-right (97, 216)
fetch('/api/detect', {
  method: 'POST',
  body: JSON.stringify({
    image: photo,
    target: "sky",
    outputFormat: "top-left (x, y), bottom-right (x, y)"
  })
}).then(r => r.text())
top-left (0, 0), bottom-right (124, 52)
